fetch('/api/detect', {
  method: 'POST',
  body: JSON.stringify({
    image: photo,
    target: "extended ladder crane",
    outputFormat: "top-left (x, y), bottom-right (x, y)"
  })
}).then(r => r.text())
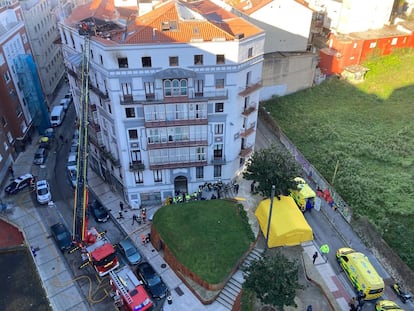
top-left (71, 22), bottom-right (119, 276)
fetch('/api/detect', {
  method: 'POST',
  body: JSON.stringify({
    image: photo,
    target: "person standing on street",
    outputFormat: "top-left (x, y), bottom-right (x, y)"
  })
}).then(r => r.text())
top-left (9, 166), bottom-right (14, 178)
top-left (312, 251), bottom-right (318, 264)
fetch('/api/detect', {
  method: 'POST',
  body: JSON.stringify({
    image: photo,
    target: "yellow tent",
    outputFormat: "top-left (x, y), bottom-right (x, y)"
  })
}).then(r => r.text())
top-left (255, 195), bottom-right (313, 248)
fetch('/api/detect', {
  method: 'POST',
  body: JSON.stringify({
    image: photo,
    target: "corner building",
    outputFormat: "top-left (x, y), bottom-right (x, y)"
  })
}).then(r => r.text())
top-left (60, 0), bottom-right (264, 208)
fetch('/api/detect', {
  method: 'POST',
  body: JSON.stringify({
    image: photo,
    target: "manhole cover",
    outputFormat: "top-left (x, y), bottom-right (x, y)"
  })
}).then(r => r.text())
top-left (175, 286), bottom-right (184, 296)
top-left (161, 263), bottom-right (167, 268)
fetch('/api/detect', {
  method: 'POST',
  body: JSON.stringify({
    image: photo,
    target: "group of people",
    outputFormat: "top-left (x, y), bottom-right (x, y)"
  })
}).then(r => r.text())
top-left (349, 291), bottom-right (366, 311)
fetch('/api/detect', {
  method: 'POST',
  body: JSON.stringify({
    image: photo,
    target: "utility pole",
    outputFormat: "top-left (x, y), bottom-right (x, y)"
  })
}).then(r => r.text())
top-left (265, 185), bottom-right (276, 252)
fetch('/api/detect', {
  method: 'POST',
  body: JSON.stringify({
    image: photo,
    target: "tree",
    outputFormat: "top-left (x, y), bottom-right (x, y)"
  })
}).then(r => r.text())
top-left (243, 144), bottom-right (301, 197)
top-left (243, 253), bottom-right (301, 310)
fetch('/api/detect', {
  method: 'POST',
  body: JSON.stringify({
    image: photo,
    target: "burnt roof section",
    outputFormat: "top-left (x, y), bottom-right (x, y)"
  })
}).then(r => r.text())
top-left (63, 0), bottom-right (263, 45)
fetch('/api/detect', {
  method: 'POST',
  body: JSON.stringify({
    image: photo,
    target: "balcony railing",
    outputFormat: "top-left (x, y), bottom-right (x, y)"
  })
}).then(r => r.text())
top-left (145, 118), bottom-right (208, 128)
top-left (149, 160), bottom-right (207, 170)
top-left (100, 148), bottom-right (121, 167)
top-left (211, 156), bottom-right (226, 165)
top-left (242, 103), bottom-right (257, 117)
top-left (240, 125), bottom-right (255, 138)
top-left (89, 83), bottom-right (108, 99)
top-left (147, 139), bottom-right (208, 149)
top-left (129, 161), bottom-right (145, 171)
top-left (238, 81), bottom-right (262, 97)
top-left (239, 144), bottom-right (253, 157)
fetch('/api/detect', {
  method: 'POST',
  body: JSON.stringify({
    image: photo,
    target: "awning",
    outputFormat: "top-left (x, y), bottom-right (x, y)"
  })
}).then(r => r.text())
top-left (154, 68), bottom-right (196, 79)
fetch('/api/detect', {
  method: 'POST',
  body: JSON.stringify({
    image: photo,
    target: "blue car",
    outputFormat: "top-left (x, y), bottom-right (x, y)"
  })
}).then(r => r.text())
top-left (118, 239), bottom-right (142, 265)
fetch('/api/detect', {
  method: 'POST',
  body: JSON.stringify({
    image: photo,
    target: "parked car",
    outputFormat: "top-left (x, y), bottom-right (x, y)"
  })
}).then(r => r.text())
top-left (59, 98), bottom-right (71, 111)
top-left (64, 91), bottom-right (73, 101)
top-left (376, 300), bottom-right (404, 311)
top-left (33, 147), bottom-right (48, 165)
top-left (68, 168), bottom-right (77, 188)
top-left (90, 199), bottom-right (109, 222)
top-left (66, 153), bottom-right (77, 170)
top-left (50, 222), bottom-right (72, 252)
top-left (5, 173), bottom-right (34, 195)
top-left (36, 180), bottom-right (51, 204)
top-left (136, 262), bottom-right (168, 300)
top-left (118, 239), bottom-right (142, 265)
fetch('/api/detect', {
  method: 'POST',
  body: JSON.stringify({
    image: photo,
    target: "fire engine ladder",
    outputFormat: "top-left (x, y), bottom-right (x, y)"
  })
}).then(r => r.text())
top-left (73, 34), bottom-right (91, 243)
top-left (109, 271), bottom-right (134, 305)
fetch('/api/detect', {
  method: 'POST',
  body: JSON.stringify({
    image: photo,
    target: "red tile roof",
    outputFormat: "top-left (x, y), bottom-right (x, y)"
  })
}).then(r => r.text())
top-left (64, 0), bottom-right (263, 44)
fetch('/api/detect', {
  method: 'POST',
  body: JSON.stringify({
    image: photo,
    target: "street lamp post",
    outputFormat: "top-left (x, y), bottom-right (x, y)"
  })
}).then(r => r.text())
top-left (265, 185), bottom-right (276, 251)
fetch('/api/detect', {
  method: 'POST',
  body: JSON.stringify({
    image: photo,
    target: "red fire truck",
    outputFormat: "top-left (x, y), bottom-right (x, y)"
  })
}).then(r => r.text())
top-left (80, 227), bottom-right (119, 276)
top-left (109, 265), bottom-right (154, 311)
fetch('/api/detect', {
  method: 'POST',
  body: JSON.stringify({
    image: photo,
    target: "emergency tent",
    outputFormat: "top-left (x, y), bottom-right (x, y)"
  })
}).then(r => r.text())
top-left (255, 195), bottom-right (313, 248)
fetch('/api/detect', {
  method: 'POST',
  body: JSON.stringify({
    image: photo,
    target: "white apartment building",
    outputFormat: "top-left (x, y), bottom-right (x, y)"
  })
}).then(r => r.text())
top-left (60, 0), bottom-right (265, 208)
top-left (19, 0), bottom-right (65, 100)
top-left (305, 0), bottom-right (395, 34)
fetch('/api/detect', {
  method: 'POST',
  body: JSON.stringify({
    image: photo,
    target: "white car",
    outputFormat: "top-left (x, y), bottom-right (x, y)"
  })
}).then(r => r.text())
top-left (36, 180), bottom-right (51, 204)
top-left (59, 98), bottom-right (71, 111)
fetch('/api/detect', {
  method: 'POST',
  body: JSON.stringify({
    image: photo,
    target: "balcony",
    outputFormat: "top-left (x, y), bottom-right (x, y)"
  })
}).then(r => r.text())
top-left (242, 103), bottom-right (257, 117)
top-left (239, 145), bottom-right (253, 157)
top-left (101, 148), bottom-right (121, 167)
top-left (238, 81), bottom-right (262, 97)
top-left (149, 160), bottom-right (207, 170)
top-left (129, 161), bottom-right (145, 171)
top-left (89, 83), bottom-right (108, 99)
top-left (211, 156), bottom-right (226, 165)
top-left (240, 124), bottom-right (256, 138)
top-left (145, 118), bottom-right (208, 128)
top-left (147, 139), bottom-right (208, 150)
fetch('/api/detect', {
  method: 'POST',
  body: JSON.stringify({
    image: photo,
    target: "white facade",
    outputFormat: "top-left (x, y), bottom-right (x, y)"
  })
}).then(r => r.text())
top-left (61, 0), bottom-right (264, 207)
top-left (306, 0), bottom-right (394, 34)
top-left (19, 0), bottom-right (65, 99)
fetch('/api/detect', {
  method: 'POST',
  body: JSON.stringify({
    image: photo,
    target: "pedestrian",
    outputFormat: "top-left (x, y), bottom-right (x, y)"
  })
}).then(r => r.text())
top-left (234, 183), bottom-right (239, 194)
top-left (59, 134), bottom-right (64, 142)
top-left (250, 181), bottom-right (255, 193)
top-left (119, 201), bottom-right (124, 212)
top-left (307, 305), bottom-right (312, 311)
top-left (145, 233), bottom-right (151, 244)
top-left (356, 290), bottom-right (365, 310)
top-left (141, 208), bottom-right (147, 223)
top-left (132, 214), bottom-right (139, 225)
top-left (141, 234), bottom-right (146, 245)
top-left (349, 297), bottom-right (357, 311)
top-left (9, 166), bottom-right (14, 178)
top-left (117, 211), bottom-right (124, 219)
top-left (312, 251), bottom-right (318, 264)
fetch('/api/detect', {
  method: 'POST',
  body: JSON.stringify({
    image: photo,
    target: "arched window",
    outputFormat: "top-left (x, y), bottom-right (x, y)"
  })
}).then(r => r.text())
top-left (164, 79), bottom-right (187, 96)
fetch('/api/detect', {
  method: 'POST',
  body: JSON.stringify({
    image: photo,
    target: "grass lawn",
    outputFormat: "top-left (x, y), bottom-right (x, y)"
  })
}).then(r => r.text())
top-left (153, 200), bottom-right (254, 284)
top-left (263, 50), bottom-right (414, 269)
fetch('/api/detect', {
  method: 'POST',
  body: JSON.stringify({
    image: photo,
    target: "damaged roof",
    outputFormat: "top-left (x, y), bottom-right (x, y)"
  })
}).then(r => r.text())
top-left (64, 0), bottom-right (263, 44)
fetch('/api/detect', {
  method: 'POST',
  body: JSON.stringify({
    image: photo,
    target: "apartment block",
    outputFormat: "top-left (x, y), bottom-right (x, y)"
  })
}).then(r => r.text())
top-left (61, 0), bottom-right (265, 208)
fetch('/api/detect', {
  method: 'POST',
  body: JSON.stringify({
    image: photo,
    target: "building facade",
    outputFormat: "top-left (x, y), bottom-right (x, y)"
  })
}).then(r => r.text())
top-left (19, 0), bottom-right (65, 101)
top-left (61, 0), bottom-right (264, 208)
top-left (0, 0), bottom-right (37, 183)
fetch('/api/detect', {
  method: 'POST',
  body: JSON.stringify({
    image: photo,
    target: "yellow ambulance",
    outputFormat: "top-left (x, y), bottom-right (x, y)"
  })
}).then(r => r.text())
top-left (336, 247), bottom-right (384, 300)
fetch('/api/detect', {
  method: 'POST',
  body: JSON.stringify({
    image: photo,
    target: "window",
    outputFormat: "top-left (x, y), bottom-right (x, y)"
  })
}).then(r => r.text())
top-left (142, 56), bottom-right (152, 67)
top-left (131, 150), bottom-right (141, 162)
top-left (125, 108), bottom-right (135, 118)
top-left (369, 42), bottom-right (376, 49)
top-left (153, 170), bottom-right (162, 182)
top-left (214, 144), bottom-right (223, 158)
top-left (214, 165), bottom-right (222, 178)
top-left (215, 78), bottom-right (224, 89)
top-left (246, 71), bottom-right (251, 87)
top-left (1, 116), bottom-right (7, 127)
top-left (4, 71), bottom-right (10, 83)
top-left (164, 79), bottom-right (187, 96)
top-left (194, 54), bottom-right (203, 65)
top-left (216, 54), bottom-right (225, 64)
top-left (169, 56), bottom-right (178, 66)
top-left (22, 33), bottom-right (27, 44)
top-left (128, 129), bottom-right (138, 140)
top-left (118, 57), bottom-right (128, 68)
top-left (248, 47), bottom-right (253, 58)
top-left (100, 55), bottom-right (103, 65)
top-left (391, 38), bottom-right (398, 45)
top-left (90, 49), bottom-right (94, 60)
top-left (134, 171), bottom-right (144, 184)
top-left (196, 166), bottom-right (204, 179)
top-left (215, 102), bottom-right (224, 113)
top-left (214, 124), bottom-right (224, 135)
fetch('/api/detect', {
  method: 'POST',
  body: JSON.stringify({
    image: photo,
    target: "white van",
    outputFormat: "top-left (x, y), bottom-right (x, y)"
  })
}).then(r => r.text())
top-left (50, 105), bottom-right (65, 127)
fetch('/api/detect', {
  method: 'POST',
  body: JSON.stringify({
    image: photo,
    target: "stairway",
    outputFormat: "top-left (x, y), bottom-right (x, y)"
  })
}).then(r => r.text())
top-left (216, 248), bottom-right (263, 310)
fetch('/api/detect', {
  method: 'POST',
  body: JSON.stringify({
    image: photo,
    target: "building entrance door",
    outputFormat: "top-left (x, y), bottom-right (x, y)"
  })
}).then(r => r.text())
top-left (174, 176), bottom-right (188, 195)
